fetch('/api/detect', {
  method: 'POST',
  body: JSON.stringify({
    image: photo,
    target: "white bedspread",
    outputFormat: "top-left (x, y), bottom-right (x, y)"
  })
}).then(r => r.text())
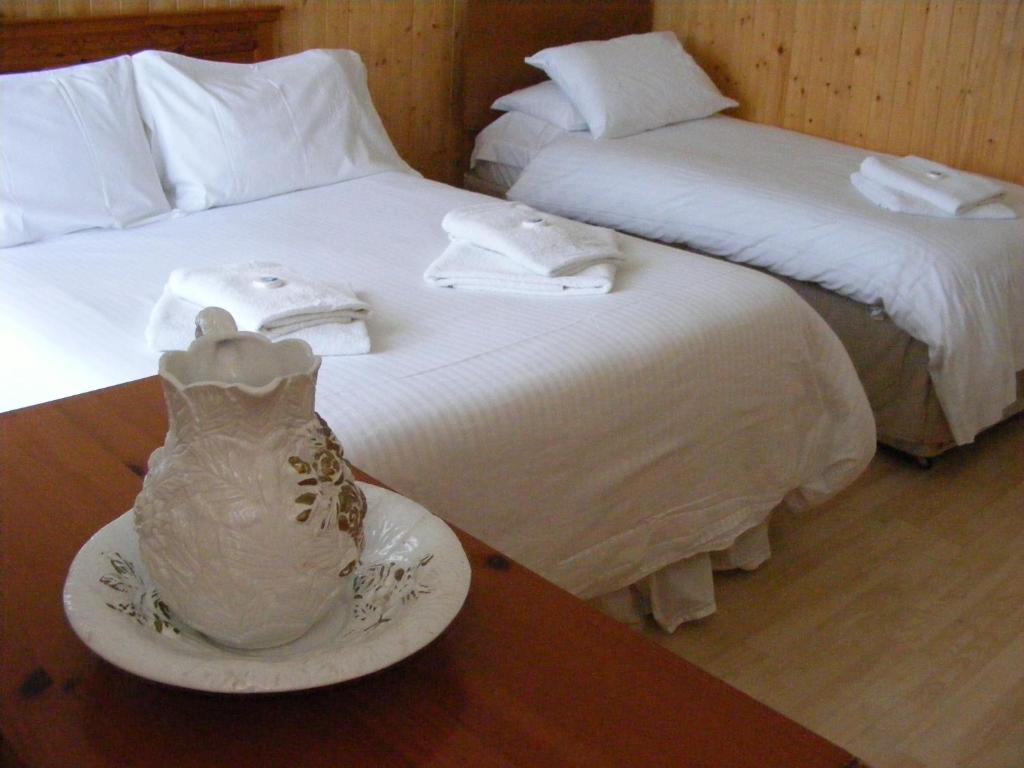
top-left (0, 172), bottom-right (873, 601)
top-left (507, 115), bottom-right (1024, 445)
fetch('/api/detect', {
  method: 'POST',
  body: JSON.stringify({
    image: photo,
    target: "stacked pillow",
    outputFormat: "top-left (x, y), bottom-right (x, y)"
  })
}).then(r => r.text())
top-left (492, 80), bottom-right (588, 132)
top-left (492, 31), bottom-right (737, 140)
top-left (132, 49), bottom-right (411, 212)
top-left (0, 48), bottom-right (410, 248)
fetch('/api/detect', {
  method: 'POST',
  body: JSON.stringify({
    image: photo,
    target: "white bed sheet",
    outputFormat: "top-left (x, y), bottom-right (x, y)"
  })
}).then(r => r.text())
top-left (506, 115), bottom-right (1024, 445)
top-left (0, 171), bottom-right (874, 604)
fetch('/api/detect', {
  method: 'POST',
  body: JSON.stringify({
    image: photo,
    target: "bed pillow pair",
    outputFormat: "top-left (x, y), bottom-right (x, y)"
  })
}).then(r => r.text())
top-left (0, 56), bottom-right (170, 248)
top-left (524, 31), bottom-right (738, 140)
top-left (0, 48), bottom-right (410, 248)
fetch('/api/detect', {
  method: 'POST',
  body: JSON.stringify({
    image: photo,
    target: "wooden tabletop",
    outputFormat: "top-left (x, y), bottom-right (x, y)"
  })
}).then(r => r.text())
top-left (1, 378), bottom-right (860, 767)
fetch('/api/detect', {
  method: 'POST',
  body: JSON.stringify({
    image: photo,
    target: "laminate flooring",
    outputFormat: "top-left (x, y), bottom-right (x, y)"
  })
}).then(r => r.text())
top-left (647, 414), bottom-right (1024, 768)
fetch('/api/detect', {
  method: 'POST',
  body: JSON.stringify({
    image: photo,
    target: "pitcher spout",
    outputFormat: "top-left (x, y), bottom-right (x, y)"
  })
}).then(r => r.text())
top-left (158, 308), bottom-right (321, 440)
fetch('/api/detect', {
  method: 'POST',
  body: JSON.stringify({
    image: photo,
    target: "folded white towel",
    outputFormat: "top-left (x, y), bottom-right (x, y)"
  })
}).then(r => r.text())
top-left (167, 261), bottom-right (370, 335)
top-left (146, 287), bottom-right (372, 355)
top-left (424, 240), bottom-right (617, 294)
top-left (442, 202), bottom-right (622, 276)
top-left (851, 173), bottom-right (1017, 219)
top-left (859, 155), bottom-right (1005, 216)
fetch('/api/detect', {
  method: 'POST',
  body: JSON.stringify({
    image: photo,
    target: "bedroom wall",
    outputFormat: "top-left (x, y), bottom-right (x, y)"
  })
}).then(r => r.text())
top-left (4, 1), bottom-right (1021, 186)
top-left (654, 0), bottom-right (1024, 185)
top-left (0, 0), bottom-right (461, 184)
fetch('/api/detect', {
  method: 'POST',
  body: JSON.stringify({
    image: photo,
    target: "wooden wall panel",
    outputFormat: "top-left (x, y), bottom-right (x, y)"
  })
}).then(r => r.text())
top-left (0, 0), bottom-right (460, 183)
top-left (655, 0), bottom-right (1024, 185)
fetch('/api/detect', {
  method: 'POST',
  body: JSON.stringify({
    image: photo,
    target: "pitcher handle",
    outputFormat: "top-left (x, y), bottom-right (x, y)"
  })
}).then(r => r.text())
top-left (194, 307), bottom-right (238, 339)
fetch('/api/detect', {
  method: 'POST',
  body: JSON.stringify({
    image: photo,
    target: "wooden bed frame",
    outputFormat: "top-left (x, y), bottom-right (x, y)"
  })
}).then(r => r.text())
top-left (0, 7), bottom-right (281, 74)
top-left (459, 0), bottom-right (1024, 462)
top-left (461, 0), bottom-right (652, 136)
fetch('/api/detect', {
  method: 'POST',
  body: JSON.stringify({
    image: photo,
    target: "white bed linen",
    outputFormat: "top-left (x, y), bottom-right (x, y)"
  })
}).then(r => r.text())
top-left (471, 111), bottom-right (566, 171)
top-left (506, 115), bottom-right (1024, 445)
top-left (0, 172), bottom-right (873, 609)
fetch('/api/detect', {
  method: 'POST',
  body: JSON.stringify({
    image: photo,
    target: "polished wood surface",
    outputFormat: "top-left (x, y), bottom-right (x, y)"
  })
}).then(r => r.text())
top-left (0, 8), bottom-right (281, 73)
top-left (460, 0), bottom-right (653, 134)
top-left (651, 414), bottom-right (1024, 768)
top-left (0, 378), bottom-right (860, 767)
top-left (656, 0), bottom-right (1024, 186)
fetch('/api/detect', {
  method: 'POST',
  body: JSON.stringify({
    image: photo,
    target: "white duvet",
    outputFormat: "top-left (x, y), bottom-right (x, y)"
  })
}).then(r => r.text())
top-left (507, 115), bottom-right (1024, 445)
top-left (0, 172), bottom-right (873, 602)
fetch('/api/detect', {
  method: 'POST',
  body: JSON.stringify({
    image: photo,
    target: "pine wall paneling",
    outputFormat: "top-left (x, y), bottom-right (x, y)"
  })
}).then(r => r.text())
top-left (2, 1), bottom-right (1022, 185)
top-left (654, 0), bottom-right (1024, 185)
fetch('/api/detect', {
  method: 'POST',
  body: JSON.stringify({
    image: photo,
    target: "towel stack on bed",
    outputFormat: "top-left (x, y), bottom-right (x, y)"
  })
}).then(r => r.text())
top-left (851, 156), bottom-right (1016, 219)
top-left (147, 262), bottom-right (371, 354)
top-left (425, 202), bottom-right (624, 294)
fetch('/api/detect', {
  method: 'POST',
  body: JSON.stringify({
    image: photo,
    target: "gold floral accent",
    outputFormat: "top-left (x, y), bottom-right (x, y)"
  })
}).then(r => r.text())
top-left (100, 552), bottom-right (180, 635)
top-left (336, 481), bottom-right (367, 550)
top-left (350, 554), bottom-right (434, 628)
top-left (288, 456), bottom-right (312, 474)
top-left (287, 414), bottom-right (367, 554)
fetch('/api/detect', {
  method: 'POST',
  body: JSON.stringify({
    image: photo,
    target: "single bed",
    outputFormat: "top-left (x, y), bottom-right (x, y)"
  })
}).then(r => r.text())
top-left (0, 10), bottom-right (874, 630)
top-left (461, 0), bottom-right (1024, 462)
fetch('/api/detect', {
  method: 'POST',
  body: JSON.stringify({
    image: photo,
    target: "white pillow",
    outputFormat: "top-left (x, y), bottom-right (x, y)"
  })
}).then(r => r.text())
top-left (491, 80), bottom-right (588, 131)
top-left (131, 49), bottom-right (413, 212)
top-left (0, 56), bottom-right (170, 248)
top-left (472, 111), bottom-right (569, 170)
top-left (525, 31), bottom-right (738, 139)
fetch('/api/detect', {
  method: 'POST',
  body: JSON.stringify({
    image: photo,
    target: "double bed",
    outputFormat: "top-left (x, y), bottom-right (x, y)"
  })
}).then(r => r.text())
top-left (461, 0), bottom-right (1024, 462)
top-left (0, 9), bottom-right (874, 630)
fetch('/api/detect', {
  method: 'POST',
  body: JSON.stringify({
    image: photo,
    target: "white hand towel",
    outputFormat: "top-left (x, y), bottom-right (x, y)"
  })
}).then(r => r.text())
top-left (851, 172), bottom-right (1017, 219)
top-left (424, 240), bottom-right (617, 294)
top-left (146, 287), bottom-right (372, 355)
top-left (442, 202), bottom-right (622, 277)
top-left (859, 155), bottom-right (1006, 216)
top-left (167, 261), bottom-right (370, 335)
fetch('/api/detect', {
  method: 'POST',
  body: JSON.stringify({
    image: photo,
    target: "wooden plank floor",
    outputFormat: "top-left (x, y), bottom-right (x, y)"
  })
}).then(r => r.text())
top-left (647, 414), bottom-right (1024, 768)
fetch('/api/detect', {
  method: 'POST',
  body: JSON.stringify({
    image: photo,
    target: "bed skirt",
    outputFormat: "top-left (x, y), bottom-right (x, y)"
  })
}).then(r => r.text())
top-left (775, 274), bottom-right (1024, 459)
top-left (592, 519), bottom-right (772, 632)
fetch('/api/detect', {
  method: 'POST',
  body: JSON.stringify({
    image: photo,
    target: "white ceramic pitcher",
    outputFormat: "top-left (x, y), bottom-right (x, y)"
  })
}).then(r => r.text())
top-left (133, 308), bottom-right (366, 649)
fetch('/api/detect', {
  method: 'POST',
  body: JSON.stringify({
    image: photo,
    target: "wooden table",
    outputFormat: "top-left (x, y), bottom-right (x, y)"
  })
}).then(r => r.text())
top-left (1, 378), bottom-right (861, 767)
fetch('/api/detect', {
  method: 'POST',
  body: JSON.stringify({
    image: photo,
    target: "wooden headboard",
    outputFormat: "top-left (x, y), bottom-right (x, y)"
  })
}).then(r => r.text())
top-left (0, 7), bottom-right (282, 75)
top-left (461, 0), bottom-right (653, 135)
